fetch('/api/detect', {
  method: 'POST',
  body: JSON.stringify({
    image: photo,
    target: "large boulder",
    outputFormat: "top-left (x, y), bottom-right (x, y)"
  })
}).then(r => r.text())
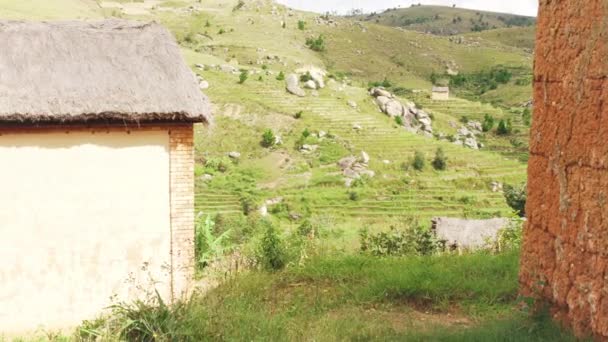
top-left (375, 96), bottom-right (391, 110)
top-left (304, 80), bottom-right (317, 89)
top-left (370, 87), bottom-right (392, 98)
top-left (286, 74), bottom-right (305, 97)
top-left (385, 100), bottom-right (404, 117)
top-left (432, 217), bottom-right (509, 249)
top-left (295, 66), bottom-right (326, 88)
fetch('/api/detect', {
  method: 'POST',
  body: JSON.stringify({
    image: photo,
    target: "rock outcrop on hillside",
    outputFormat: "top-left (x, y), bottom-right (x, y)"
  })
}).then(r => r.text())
top-left (338, 151), bottom-right (375, 187)
top-left (369, 87), bottom-right (433, 137)
top-left (286, 74), bottom-right (305, 97)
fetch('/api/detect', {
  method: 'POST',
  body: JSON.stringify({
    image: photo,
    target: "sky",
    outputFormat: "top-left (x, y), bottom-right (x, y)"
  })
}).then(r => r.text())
top-left (275, 0), bottom-right (538, 17)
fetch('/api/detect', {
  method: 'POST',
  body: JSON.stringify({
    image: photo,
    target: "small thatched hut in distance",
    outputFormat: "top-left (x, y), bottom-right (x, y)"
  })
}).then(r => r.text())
top-left (0, 20), bottom-right (211, 333)
top-left (431, 86), bottom-right (450, 101)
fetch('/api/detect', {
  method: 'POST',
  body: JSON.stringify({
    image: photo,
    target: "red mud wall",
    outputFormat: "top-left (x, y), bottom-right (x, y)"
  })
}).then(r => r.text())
top-left (520, 0), bottom-right (608, 339)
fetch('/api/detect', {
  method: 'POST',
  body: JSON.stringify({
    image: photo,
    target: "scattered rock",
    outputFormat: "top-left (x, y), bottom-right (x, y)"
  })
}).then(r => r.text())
top-left (220, 64), bottom-right (237, 73)
top-left (464, 137), bottom-right (479, 150)
top-left (347, 100), bottom-right (358, 108)
top-left (369, 87), bottom-right (433, 136)
top-left (228, 151), bottom-right (241, 159)
top-left (360, 151), bottom-right (370, 164)
top-left (300, 144), bottom-right (319, 153)
top-left (200, 174), bottom-right (213, 182)
top-left (199, 80), bottom-right (210, 90)
top-left (304, 80), bottom-right (317, 89)
top-left (490, 181), bottom-right (503, 193)
top-left (295, 66), bottom-right (326, 88)
top-left (286, 74), bottom-right (305, 97)
top-left (353, 123), bottom-right (362, 131)
top-left (370, 87), bottom-right (392, 98)
top-left (385, 100), bottom-right (405, 117)
top-left (318, 131), bottom-right (327, 138)
top-left (382, 160), bottom-right (391, 165)
top-left (467, 121), bottom-right (483, 132)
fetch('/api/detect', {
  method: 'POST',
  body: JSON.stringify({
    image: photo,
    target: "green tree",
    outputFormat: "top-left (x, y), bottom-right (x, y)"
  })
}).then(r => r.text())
top-left (238, 70), bottom-right (249, 84)
top-left (257, 221), bottom-right (286, 271)
top-left (504, 183), bottom-right (527, 217)
top-left (482, 114), bottom-right (495, 132)
top-left (497, 119), bottom-right (512, 135)
top-left (297, 20), bottom-right (306, 30)
top-left (432, 148), bottom-right (447, 171)
top-left (261, 129), bottom-right (276, 147)
top-left (412, 151), bottom-right (425, 171)
top-left (276, 71), bottom-right (285, 81)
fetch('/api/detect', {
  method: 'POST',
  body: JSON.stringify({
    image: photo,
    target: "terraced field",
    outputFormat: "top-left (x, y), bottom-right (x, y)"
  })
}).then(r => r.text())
top-left (194, 67), bottom-right (527, 227)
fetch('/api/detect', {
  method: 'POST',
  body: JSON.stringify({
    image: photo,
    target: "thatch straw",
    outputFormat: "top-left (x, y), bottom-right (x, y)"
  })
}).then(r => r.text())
top-left (0, 20), bottom-right (211, 124)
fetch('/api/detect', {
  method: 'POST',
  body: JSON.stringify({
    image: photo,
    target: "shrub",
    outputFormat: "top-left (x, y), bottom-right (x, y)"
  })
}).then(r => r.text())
top-left (294, 111), bottom-right (303, 119)
top-left (522, 108), bottom-right (532, 126)
top-left (218, 28), bottom-right (226, 34)
top-left (431, 147), bottom-right (448, 171)
top-left (412, 151), bottom-right (425, 171)
top-left (302, 128), bottom-right (311, 138)
top-left (497, 119), bottom-right (513, 135)
top-left (359, 221), bottom-right (440, 257)
top-left (261, 129), bottom-right (276, 147)
top-left (460, 116), bottom-right (469, 124)
top-left (481, 114), bottom-right (494, 132)
top-left (297, 20), bottom-right (306, 30)
top-left (395, 116), bottom-right (404, 126)
top-left (195, 214), bottom-right (231, 270)
top-left (305, 35), bottom-right (326, 52)
top-left (276, 71), bottom-right (285, 81)
top-left (504, 183), bottom-right (527, 217)
top-left (205, 20), bottom-right (211, 27)
top-left (238, 70), bottom-right (249, 84)
top-left (348, 191), bottom-right (360, 201)
top-left (256, 221), bottom-right (286, 271)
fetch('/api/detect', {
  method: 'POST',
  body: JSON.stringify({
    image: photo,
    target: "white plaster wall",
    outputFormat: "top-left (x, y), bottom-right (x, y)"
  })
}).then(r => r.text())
top-left (0, 130), bottom-right (171, 333)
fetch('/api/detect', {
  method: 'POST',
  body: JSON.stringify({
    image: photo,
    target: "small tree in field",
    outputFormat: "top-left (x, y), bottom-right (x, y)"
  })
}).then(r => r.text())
top-left (261, 129), bottom-right (276, 147)
top-left (412, 151), bottom-right (425, 171)
top-left (298, 20), bottom-right (306, 30)
top-left (238, 70), bottom-right (249, 84)
top-left (432, 148), bottom-right (447, 171)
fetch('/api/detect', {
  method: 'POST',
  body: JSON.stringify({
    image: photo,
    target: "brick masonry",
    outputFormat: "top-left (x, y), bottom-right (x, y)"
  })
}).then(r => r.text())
top-left (520, 1), bottom-right (608, 339)
top-left (169, 124), bottom-right (195, 301)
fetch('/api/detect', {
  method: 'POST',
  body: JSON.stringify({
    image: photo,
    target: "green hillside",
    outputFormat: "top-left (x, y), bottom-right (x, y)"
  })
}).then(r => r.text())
top-left (464, 26), bottom-right (536, 50)
top-left (354, 5), bottom-right (535, 36)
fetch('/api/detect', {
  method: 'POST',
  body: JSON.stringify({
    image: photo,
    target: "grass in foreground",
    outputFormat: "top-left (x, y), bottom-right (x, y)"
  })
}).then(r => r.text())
top-left (75, 251), bottom-right (578, 341)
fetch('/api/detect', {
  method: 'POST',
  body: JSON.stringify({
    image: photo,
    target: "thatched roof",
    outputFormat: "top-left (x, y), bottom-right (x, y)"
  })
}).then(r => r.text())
top-left (432, 86), bottom-right (449, 93)
top-left (0, 20), bottom-right (211, 125)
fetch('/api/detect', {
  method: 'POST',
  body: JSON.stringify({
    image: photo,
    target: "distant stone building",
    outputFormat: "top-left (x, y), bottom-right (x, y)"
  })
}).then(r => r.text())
top-left (0, 20), bottom-right (211, 333)
top-left (431, 86), bottom-right (450, 101)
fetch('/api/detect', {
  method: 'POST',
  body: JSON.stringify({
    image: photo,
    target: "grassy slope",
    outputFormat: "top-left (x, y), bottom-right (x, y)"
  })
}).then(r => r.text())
top-left (0, 0), bottom-right (101, 19)
top-left (464, 26), bottom-right (537, 50)
top-left (76, 252), bottom-right (578, 341)
top-left (354, 5), bottom-right (535, 36)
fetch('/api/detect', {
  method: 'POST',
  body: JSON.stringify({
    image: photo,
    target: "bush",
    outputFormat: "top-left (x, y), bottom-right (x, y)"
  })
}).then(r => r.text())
top-left (504, 183), bottom-right (527, 217)
top-left (348, 191), bottom-right (360, 201)
top-left (482, 114), bottom-right (495, 132)
top-left (395, 116), bottom-right (404, 126)
top-left (297, 20), bottom-right (306, 30)
top-left (305, 35), bottom-right (326, 52)
top-left (261, 129), bottom-right (276, 147)
top-left (460, 116), bottom-right (469, 124)
top-left (256, 221), bottom-right (286, 271)
top-left (431, 147), bottom-right (447, 171)
top-left (522, 108), bottom-right (532, 126)
top-left (359, 221), bottom-right (440, 257)
top-left (302, 128), bottom-right (311, 138)
top-left (368, 78), bottom-right (392, 88)
top-left (276, 71), bottom-right (285, 81)
top-left (412, 151), bottom-right (425, 171)
top-left (497, 119), bottom-right (512, 135)
top-left (195, 214), bottom-right (231, 270)
top-left (218, 28), bottom-right (226, 34)
top-left (294, 111), bottom-right (303, 119)
top-left (238, 70), bottom-right (249, 84)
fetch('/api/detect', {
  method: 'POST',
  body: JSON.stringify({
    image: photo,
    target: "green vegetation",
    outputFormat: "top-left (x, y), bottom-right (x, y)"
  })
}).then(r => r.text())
top-left (276, 71), bottom-right (285, 81)
top-left (504, 183), bottom-right (527, 217)
top-left (261, 129), bottom-right (275, 147)
top-left (412, 150), bottom-right (426, 171)
top-left (482, 114), bottom-right (495, 132)
top-left (497, 119), bottom-right (513, 135)
top-left (297, 20), bottom-right (306, 30)
top-left (432, 147), bottom-right (448, 171)
top-left (357, 5), bottom-right (535, 35)
top-left (238, 70), bottom-right (248, 84)
top-left (305, 35), bottom-right (326, 52)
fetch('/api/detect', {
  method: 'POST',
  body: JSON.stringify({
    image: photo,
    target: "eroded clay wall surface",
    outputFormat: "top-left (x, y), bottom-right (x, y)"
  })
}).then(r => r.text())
top-left (520, 0), bottom-right (608, 338)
